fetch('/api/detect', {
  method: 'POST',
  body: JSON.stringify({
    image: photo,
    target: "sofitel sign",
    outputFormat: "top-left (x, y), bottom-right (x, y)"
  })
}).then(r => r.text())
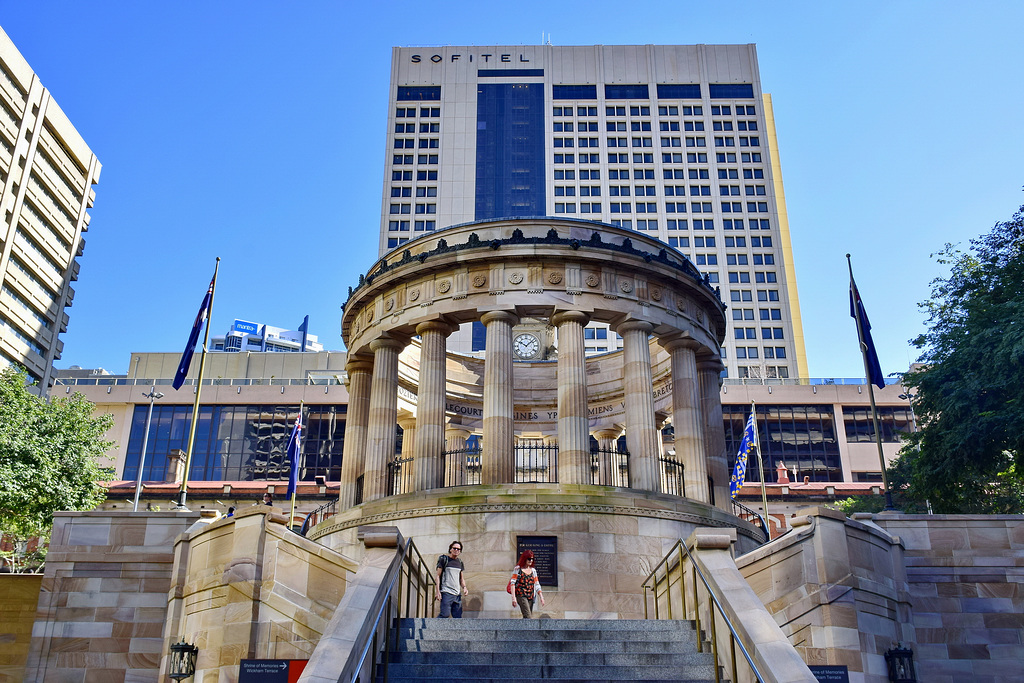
top-left (411, 53), bottom-right (532, 64)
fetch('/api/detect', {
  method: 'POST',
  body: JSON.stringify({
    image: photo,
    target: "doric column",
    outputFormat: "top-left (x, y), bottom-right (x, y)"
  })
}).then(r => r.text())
top-left (480, 311), bottom-right (519, 484)
top-left (551, 311), bottom-right (590, 485)
top-left (616, 320), bottom-right (660, 492)
top-left (698, 353), bottom-right (729, 509)
top-left (664, 337), bottom-right (709, 503)
top-left (444, 425), bottom-right (471, 487)
top-left (363, 336), bottom-right (406, 502)
top-left (339, 357), bottom-right (372, 508)
top-left (397, 412), bottom-right (417, 496)
top-left (413, 320), bottom-right (454, 492)
top-left (593, 427), bottom-right (623, 486)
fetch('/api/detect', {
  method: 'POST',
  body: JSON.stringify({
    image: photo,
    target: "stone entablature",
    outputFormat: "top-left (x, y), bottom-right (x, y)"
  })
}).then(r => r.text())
top-left (342, 218), bottom-right (725, 356)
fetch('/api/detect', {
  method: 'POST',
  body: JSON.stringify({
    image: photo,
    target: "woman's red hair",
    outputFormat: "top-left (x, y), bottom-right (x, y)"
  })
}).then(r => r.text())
top-left (516, 550), bottom-right (535, 568)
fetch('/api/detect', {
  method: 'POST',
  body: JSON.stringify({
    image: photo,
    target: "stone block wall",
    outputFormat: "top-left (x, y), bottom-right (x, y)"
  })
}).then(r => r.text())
top-left (24, 510), bottom-right (199, 683)
top-left (873, 514), bottom-right (1024, 683)
top-left (162, 505), bottom-right (357, 682)
top-left (311, 484), bottom-right (761, 620)
top-left (736, 507), bottom-right (913, 682)
top-left (0, 574), bottom-right (43, 682)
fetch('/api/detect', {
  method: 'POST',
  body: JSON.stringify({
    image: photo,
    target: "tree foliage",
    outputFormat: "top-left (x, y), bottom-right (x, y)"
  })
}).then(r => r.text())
top-left (896, 202), bottom-right (1024, 513)
top-left (0, 367), bottom-right (114, 544)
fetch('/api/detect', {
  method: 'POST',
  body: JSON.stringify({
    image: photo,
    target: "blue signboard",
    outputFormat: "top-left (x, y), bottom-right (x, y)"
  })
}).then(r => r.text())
top-left (234, 320), bottom-right (259, 335)
top-left (238, 659), bottom-right (306, 683)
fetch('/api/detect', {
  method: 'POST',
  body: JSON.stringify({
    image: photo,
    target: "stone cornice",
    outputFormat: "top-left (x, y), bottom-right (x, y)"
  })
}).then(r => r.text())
top-left (309, 500), bottom-right (762, 543)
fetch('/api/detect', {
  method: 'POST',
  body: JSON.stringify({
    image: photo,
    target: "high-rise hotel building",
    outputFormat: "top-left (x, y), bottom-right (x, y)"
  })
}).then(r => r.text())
top-left (379, 44), bottom-right (806, 380)
top-left (0, 27), bottom-right (100, 388)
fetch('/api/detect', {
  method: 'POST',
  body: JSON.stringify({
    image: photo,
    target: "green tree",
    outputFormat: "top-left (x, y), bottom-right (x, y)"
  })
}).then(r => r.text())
top-left (896, 202), bottom-right (1024, 513)
top-left (0, 367), bottom-right (114, 555)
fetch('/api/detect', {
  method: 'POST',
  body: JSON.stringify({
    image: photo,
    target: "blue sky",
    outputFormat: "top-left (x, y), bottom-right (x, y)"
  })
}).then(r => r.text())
top-left (3, 1), bottom-right (1022, 379)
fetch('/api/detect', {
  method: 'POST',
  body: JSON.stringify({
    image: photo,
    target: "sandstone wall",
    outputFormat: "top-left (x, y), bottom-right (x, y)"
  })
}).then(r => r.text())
top-left (736, 507), bottom-right (913, 682)
top-left (873, 514), bottom-right (1024, 683)
top-left (24, 511), bottom-right (199, 682)
top-left (163, 505), bottom-right (356, 683)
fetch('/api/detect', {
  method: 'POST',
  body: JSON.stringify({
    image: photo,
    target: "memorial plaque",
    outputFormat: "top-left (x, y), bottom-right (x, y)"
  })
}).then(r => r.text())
top-left (239, 659), bottom-right (307, 683)
top-left (808, 665), bottom-right (850, 683)
top-left (516, 535), bottom-right (558, 587)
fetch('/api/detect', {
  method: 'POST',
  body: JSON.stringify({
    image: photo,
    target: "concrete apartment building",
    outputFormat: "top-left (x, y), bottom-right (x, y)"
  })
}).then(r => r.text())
top-left (380, 44), bottom-right (807, 380)
top-left (0, 26), bottom-right (100, 388)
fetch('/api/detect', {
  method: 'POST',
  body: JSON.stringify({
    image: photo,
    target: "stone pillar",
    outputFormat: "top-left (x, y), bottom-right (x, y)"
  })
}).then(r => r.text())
top-left (339, 358), bottom-right (373, 508)
top-left (480, 311), bottom-right (519, 484)
top-left (698, 354), bottom-right (729, 509)
top-left (616, 320), bottom-right (660, 492)
top-left (664, 337), bottom-right (709, 503)
top-left (413, 320), bottom-right (454, 492)
top-left (593, 427), bottom-right (622, 486)
top-left (166, 449), bottom-right (186, 484)
top-left (363, 337), bottom-right (406, 502)
top-left (552, 311), bottom-right (590, 485)
top-left (444, 426), bottom-right (471, 487)
top-left (397, 413), bottom-right (417, 496)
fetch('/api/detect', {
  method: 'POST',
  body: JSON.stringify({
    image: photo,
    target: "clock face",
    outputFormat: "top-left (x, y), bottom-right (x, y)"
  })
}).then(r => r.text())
top-left (513, 333), bottom-right (540, 359)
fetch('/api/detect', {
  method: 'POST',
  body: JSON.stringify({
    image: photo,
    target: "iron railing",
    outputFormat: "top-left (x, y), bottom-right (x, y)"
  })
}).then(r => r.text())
top-left (299, 498), bottom-right (337, 536)
top-left (341, 537), bottom-right (435, 683)
top-left (443, 445), bottom-right (482, 486)
top-left (514, 441), bottom-right (558, 483)
top-left (730, 498), bottom-right (770, 543)
top-left (590, 447), bottom-right (630, 486)
top-left (659, 456), bottom-right (685, 497)
top-left (643, 538), bottom-right (766, 683)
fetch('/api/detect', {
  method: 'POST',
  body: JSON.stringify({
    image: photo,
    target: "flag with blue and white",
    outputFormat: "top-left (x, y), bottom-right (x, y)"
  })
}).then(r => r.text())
top-left (285, 412), bottom-right (303, 497)
top-left (730, 410), bottom-right (757, 499)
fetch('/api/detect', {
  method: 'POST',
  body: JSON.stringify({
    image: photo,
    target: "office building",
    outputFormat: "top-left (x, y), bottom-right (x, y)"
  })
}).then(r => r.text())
top-left (0, 27), bottom-right (100, 388)
top-left (210, 318), bottom-right (324, 353)
top-left (379, 44), bottom-right (806, 379)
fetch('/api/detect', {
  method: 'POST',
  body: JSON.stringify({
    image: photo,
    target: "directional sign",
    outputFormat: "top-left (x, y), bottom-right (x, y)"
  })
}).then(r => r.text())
top-left (238, 659), bottom-right (307, 683)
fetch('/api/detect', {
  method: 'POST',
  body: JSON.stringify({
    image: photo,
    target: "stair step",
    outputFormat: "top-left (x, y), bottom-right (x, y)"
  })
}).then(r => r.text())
top-left (395, 618), bottom-right (696, 631)
top-left (381, 663), bottom-right (716, 680)
top-left (387, 651), bottom-right (713, 666)
top-left (379, 618), bottom-right (718, 683)
top-left (393, 638), bottom-right (702, 653)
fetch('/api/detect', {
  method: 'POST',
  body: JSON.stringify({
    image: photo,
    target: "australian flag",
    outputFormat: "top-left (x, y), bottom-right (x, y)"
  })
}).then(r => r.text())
top-left (285, 412), bottom-right (303, 497)
top-left (730, 410), bottom-right (756, 499)
top-left (849, 275), bottom-right (885, 390)
top-left (172, 274), bottom-right (214, 390)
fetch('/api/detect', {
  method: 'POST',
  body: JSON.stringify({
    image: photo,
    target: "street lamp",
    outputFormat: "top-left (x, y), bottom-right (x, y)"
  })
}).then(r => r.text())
top-left (133, 386), bottom-right (165, 511)
top-left (168, 639), bottom-right (198, 681)
top-left (897, 391), bottom-right (917, 432)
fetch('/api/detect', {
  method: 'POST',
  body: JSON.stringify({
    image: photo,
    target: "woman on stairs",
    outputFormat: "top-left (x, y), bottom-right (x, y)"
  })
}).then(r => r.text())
top-left (510, 550), bottom-right (545, 618)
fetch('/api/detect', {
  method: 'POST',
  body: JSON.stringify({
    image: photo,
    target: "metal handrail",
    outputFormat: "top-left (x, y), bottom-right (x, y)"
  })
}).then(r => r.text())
top-left (299, 498), bottom-right (337, 536)
top-left (642, 538), bottom-right (766, 683)
top-left (342, 537), bottom-right (435, 683)
top-left (730, 498), bottom-right (769, 543)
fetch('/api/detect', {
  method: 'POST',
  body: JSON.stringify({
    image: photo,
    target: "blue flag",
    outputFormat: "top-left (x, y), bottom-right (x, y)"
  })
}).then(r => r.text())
top-left (172, 274), bottom-right (214, 390)
top-left (285, 412), bottom-right (303, 497)
top-left (849, 276), bottom-right (885, 390)
top-left (730, 410), bottom-right (756, 499)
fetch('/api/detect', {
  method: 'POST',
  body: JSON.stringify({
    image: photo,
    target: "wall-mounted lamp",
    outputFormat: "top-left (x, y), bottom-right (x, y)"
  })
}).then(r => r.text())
top-left (884, 645), bottom-right (916, 682)
top-left (168, 639), bottom-right (198, 680)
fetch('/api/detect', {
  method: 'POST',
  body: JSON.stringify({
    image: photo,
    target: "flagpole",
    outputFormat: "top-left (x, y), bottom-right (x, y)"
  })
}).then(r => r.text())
top-left (176, 257), bottom-right (220, 510)
top-left (847, 255), bottom-right (896, 511)
top-left (289, 401), bottom-right (304, 530)
top-left (750, 400), bottom-right (770, 534)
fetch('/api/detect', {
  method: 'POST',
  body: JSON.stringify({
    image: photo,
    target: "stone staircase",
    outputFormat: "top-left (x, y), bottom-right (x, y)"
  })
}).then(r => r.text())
top-left (377, 618), bottom-right (721, 682)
